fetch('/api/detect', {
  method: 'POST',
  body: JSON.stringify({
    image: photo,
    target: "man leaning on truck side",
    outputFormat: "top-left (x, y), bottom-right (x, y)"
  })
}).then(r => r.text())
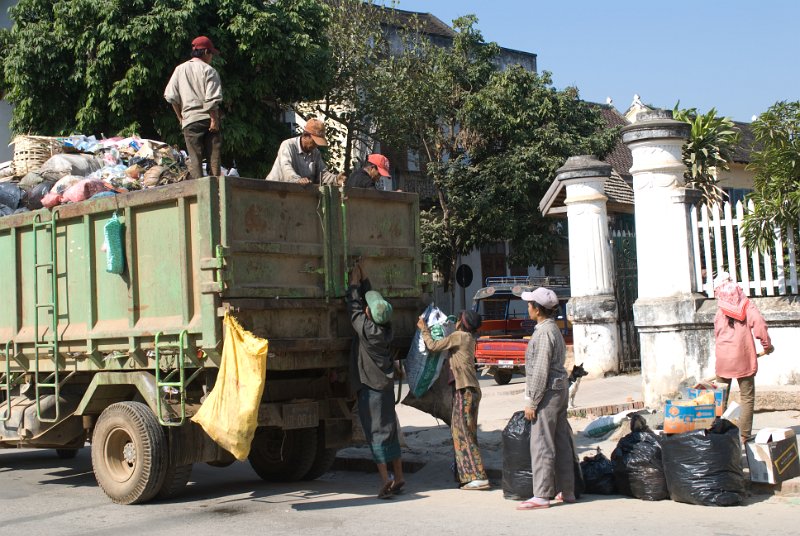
top-left (164, 35), bottom-right (223, 180)
top-left (265, 118), bottom-right (345, 186)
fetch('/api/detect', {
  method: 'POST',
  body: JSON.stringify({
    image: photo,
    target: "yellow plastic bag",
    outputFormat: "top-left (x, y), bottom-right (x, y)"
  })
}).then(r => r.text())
top-left (192, 313), bottom-right (268, 460)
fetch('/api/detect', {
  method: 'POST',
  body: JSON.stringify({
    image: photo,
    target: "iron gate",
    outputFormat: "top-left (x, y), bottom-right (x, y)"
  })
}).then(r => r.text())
top-left (612, 232), bottom-right (640, 372)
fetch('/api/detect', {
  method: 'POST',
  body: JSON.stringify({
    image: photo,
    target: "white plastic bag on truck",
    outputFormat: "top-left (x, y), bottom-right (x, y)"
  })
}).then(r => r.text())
top-left (405, 304), bottom-right (454, 398)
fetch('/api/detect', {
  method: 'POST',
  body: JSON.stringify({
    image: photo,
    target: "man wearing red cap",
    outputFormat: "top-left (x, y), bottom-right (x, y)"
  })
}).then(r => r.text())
top-left (345, 154), bottom-right (391, 190)
top-left (164, 36), bottom-right (223, 180)
top-left (265, 118), bottom-right (345, 185)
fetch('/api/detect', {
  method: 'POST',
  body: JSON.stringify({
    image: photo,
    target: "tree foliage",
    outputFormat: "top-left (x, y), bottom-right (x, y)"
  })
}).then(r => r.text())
top-left (673, 105), bottom-right (740, 205)
top-left (742, 101), bottom-right (800, 251)
top-left (0, 0), bottom-right (333, 177)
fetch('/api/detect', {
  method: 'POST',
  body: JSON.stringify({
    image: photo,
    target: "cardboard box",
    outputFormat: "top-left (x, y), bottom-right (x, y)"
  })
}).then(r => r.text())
top-left (663, 400), bottom-right (716, 434)
top-left (745, 428), bottom-right (800, 484)
top-left (685, 384), bottom-right (728, 417)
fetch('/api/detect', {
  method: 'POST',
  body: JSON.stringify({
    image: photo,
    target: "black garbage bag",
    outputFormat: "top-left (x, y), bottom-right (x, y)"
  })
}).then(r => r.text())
top-left (401, 363), bottom-right (452, 425)
top-left (0, 182), bottom-right (23, 209)
top-left (0, 204), bottom-right (14, 217)
top-left (661, 419), bottom-right (745, 506)
top-left (502, 411), bottom-right (583, 500)
top-left (26, 181), bottom-right (56, 210)
top-left (611, 414), bottom-right (669, 500)
top-left (581, 448), bottom-right (616, 494)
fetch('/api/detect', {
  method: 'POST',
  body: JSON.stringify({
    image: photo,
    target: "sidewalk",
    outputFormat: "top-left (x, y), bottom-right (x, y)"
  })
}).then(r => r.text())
top-left (337, 373), bottom-right (800, 497)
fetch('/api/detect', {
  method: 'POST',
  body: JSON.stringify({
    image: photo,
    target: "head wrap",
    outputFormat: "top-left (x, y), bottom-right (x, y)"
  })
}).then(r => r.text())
top-left (461, 310), bottom-right (482, 332)
top-left (714, 271), bottom-right (749, 321)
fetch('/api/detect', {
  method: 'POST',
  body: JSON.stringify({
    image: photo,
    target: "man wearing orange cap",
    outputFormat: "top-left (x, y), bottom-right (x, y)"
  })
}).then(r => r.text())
top-left (265, 118), bottom-right (345, 185)
top-left (164, 36), bottom-right (223, 180)
top-left (346, 154), bottom-right (391, 190)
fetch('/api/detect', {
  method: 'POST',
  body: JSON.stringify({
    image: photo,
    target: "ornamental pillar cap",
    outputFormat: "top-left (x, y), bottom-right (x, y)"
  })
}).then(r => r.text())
top-left (555, 155), bottom-right (612, 182)
top-left (621, 109), bottom-right (690, 145)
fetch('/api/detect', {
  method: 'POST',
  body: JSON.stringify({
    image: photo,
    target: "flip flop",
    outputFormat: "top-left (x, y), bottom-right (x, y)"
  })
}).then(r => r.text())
top-left (554, 492), bottom-right (576, 504)
top-left (389, 480), bottom-right (406, 495)
top-left (378, 480), bottom-right (394, 500)
top-left (516, 499), bottom-right (550, 510)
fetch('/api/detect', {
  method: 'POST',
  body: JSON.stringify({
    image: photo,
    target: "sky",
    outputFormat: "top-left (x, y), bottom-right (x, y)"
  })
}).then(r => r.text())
top-left (394, 0), bottom-right (799, 123)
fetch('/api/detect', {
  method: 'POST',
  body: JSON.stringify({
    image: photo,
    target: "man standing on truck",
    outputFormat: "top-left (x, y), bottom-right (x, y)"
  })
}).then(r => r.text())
top-left (346, 260), bottom-right (405, 499)
top-left (346, 153), bottom-right (391, 190)
top-left (164, 36), bottom-right (223, 180)
top-left (265, 118), bottom-right (345, 186)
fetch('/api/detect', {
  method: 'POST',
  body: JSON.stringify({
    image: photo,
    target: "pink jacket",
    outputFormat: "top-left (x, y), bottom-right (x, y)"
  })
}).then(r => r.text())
top-left (714, 301), bottom-right (771, 379)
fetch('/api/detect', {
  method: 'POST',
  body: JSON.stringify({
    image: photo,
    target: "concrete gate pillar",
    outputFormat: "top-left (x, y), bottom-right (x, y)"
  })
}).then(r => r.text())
top-left (621, 110), bottom-right (703, 406)
top-left (558, 156), bottom-right (620, 378)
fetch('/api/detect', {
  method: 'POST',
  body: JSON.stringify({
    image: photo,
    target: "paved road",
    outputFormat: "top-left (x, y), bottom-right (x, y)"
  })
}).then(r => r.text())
top-left (0, 445), bottom-right (798, 536)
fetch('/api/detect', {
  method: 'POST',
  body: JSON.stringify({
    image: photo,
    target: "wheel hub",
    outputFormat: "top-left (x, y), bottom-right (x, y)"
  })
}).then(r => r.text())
top-left (122, 442), bottom-right (136, 465)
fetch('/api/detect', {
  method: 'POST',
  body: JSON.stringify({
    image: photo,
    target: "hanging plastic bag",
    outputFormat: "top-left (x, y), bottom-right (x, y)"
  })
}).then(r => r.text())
top-left (611, 414), bottom-right (669, 501)
top-left (661, 419), bottom-right (745, 506)
top-left (103, 213), bottom-right (125, 274)
top-left (405, 304), bottom-right (454, 397)
top-left (192, 313), bottom-right (269, 460)
top-left (580, 448), bottom-right (616, 494)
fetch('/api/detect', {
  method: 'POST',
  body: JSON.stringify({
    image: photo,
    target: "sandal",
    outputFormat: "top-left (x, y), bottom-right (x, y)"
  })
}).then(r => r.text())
top-left (378, 480), bottom-right (394, 500)
top-left (554, 492), bottom-right (576, 504)
top-left (516, 498), bottom-right (550, 510)
top-left (389, 480), bottom-right (406, 495)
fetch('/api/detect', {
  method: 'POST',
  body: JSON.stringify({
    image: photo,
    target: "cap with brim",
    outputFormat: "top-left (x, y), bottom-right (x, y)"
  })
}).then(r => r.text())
top-left (365, 290), bottom-right (393, 325)
top-left (520, 287), bottom-right (559, 310)
top-left (303, 118), bottom-right (328, 146)
top-left (367, 154), bottom-right (391, 177)
top-left (191, 36), bottom-right (220, 55)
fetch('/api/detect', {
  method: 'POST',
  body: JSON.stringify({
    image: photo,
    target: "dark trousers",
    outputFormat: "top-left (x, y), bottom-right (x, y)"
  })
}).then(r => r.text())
top-left (182, 119), bottom-right (221, 179)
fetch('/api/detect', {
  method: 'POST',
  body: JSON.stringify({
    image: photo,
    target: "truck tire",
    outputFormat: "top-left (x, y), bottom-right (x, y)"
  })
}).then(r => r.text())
top-left (494, 370), bottom-right (513, 385)
top-left (56, 448), bottom-right (79, 460)
top-left (155, 464), bottom-right (193, 500)
top-left (302, 434), bottom-right (338, 481)
top-left (248, 427), bottom-right (317, 482)
top-left (91, 401), bottom-right (168, 505)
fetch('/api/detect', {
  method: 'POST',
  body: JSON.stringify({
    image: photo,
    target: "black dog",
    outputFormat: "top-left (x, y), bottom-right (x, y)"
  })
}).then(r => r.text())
top-left (568, 363), bottom-right (589, 408)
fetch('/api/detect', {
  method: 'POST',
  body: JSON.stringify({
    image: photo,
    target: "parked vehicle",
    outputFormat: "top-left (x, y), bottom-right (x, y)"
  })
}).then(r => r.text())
top-left (473, 276), bottom-right (571, 385)
top-left (0, 176), bottom-right (426, 504)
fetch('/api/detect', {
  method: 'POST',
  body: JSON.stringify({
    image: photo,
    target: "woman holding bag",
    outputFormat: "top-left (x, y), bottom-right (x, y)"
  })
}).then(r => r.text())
top-left (417, 310), bottom-right (489, 490)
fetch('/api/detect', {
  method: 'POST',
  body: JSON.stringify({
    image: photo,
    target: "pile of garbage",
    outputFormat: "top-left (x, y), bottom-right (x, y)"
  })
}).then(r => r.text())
top-left (0, 135), bottom-right (189, 217)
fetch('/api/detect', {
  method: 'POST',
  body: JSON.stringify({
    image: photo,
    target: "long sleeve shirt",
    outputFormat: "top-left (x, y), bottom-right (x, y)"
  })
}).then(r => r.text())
top-left (714, 301), bottom-right (771, 379)
top-left (420, 329), bottom-right (480, 391)
top-left (345, 280), bottom-right (394, 391)
top-left (164, 58), bottom-right (222, 129)
top-left (524, 318), bottom-right (567, 410)
top-left (265, 137), bottom-right (340, 184)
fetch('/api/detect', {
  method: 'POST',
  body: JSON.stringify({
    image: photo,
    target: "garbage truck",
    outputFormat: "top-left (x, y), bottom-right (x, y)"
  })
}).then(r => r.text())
top-left (0, 176), bottom-right (427, 504)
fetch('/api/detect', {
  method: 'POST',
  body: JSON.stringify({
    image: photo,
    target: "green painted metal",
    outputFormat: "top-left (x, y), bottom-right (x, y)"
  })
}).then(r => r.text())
top-left (1, 341), bottom-right (12, 422)
top-left (154, 330), bottom-right (203, 426)
top-left (32, 212), bottom-right (60, 423)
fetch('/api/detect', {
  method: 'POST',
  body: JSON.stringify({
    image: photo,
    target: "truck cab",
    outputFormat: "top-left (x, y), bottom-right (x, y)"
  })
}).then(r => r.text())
top-left (472, 276), bottom-right (571, 385)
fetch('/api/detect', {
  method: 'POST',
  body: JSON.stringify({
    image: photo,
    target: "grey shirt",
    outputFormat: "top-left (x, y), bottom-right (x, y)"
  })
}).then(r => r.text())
top-left (265, 137), bottom-right (340, 184)
top-left (524, 318), bottom-right (568, 410)
top-left (346, 280), bottom-right (394, 391)
top-left (164, 58), bottom-right (222, 129)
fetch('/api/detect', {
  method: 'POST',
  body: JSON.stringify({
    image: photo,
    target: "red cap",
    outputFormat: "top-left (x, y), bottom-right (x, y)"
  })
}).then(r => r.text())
top-left (191, 36), bottom-right (220, 55)
top-left (367, 154), bottom-right (391, 177)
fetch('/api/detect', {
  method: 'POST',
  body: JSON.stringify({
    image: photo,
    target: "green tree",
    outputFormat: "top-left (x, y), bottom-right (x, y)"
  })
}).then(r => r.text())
top-left (742, 101), bottom-right (800, 252)
top-left (0, 0), bottom-right (333, 177)
top-left (673, 105), bottom-right (740, 205)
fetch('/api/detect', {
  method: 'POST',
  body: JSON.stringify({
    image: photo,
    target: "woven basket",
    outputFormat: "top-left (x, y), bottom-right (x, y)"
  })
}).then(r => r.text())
top-left (12, 135), bottom-right (63, 175)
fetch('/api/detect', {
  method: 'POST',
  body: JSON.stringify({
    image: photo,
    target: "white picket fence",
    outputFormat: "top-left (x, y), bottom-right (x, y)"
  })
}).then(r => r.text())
top-left (690, 200), bottom-right (799, 297)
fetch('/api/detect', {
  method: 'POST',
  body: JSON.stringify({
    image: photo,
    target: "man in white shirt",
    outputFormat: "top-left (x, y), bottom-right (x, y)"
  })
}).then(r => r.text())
top-left (164, 36), bottom-right (223, 180)
top-left (265, 118), bottom-right (344, 185)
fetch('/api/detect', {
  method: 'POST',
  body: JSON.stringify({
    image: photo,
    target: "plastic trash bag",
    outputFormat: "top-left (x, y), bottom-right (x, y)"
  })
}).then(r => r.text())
top-left (611, 414), bottom-right (669, 501)
top-left (661, 419), bottom-right (745, 506)
top-left (192, 313), bottom-right (269, 461)
top-left (39, 153), bottom-right (102, 181)
top-left (103, 213), bottom-right (125, 274)
top-left (26, 181), bottom-right (56, 210)
top-left (502, 411), bottom-right (583, 500)
top-left (62, 179), bottom-right (109, 203)
top-left (583, 408), bottom-right (634, 438)
top-left (401, 361), bottom-right (453, 425)
top-left (581, 448), bottom-right (616, 494)
top-left (405, 304), bottom-right (454, 397)
top-left (0, 182), bottom-right (23, 209)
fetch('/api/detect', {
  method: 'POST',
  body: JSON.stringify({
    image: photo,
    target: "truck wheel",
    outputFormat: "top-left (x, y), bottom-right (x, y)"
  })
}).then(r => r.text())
top-left (155, 464), bottom-right (193, 500)
top-left (56, 448), bottom-right (79, 460)
top-left (302, 434), bottom-right (338, 481)
top-left (91, 401), bottom-right (168, 505)
top-left (248, 427), bottom-right (317, 482)
top-left (494, 370), bottom-right (513, 385)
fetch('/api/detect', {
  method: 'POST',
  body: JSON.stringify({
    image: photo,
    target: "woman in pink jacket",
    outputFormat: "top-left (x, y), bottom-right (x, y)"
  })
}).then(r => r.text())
top-left (714, 272), bottom-right (773, 442)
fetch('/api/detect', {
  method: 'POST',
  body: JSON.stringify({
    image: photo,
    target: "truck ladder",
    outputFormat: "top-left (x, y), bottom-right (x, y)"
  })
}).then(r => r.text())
top-left (32, 213), bottom-right (61, 423)
top-left (154, 330), bottom-right (202, 427)
top-left (0, 341), bottom-right (24, 422)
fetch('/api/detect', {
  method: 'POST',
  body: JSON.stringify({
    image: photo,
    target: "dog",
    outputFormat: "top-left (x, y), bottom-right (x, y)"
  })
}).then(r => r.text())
top-left (568, 363), bottom-right (589, 409)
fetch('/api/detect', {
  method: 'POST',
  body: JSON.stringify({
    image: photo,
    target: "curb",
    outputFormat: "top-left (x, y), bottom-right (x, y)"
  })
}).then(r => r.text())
top-left (568, 400), bottom-right (645, 418)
